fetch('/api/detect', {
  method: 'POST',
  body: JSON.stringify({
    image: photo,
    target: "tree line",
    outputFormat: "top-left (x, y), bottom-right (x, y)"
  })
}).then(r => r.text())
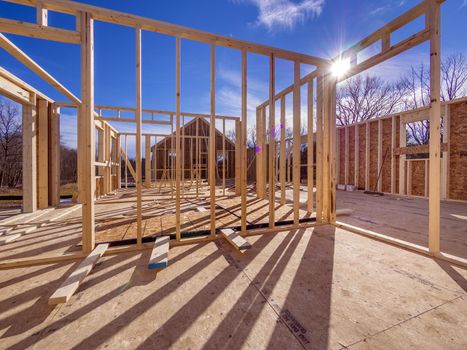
top-left (0, 98), bottom-right (78, 189)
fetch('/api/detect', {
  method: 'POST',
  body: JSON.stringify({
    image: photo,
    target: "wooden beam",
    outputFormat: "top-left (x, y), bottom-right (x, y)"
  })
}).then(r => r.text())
top-left (209, 43), bottom-right (216, 237)
top-left (116, 134), bottom-right (121, 189)
top-left (222, 118), bottom-right (226, 196)
top-left (344, 126), bottom-right (349, 185)
top-left (78, 12), bottom-right (95, 253)
top-left (391, 116), bottom-right (396, 193)
top-left (49, 103), bottom-right (60, 206)
top-left (49, 243), bottom-right (108, 305)
top-left (268, 53), bottom-right (275, 228)
top-left (354, 124), bottom-right (359, 187)
top-left (280, 95), bottom-right (286, 205)
top-left (145, 135), bottom-right (151, 188)
top-left (235, 119), bottom-right (241, 196)
top-left (399, 120), bottom-right (407, 194)
top-left (292, 61), bottom-right (301, 225)
top-left (256, 108), bottom-right (264, 198)
top-left (2, 0), bottom-right (329, 66)
top-left (135, 26), bottom-right (143, 246)
top-left (441, 105), bottom-right (449, 199)
top-left (94, 116), bottom-right (171, 125)
top-left (394, 143), bottom-right (448, 155)
top-left (221, 228), bottom-right (251, 252)
top-left (315, 75), bottom-right (323, 223)
top-left (329, 76), bottom-right (337, 223)
top-left (0, 33), bottom-right (80, 104)
top-left (0, 66), bottom-right (51, 102)
top-left (427, 0), bottom-right (441, 255)
top-left (175, 36), bottom-right (181, 241)
top-left (0, 74), bottom-right (33, 105)
top-left (377, 119), bottom-right (383, 192)
top-left (307, 81), bottom-right (314, 213)
top-left (0, 18), bottom-right (81, 44)
top-left (36, 1), bottom-right (48, 26)
top-left (365, 122), bottom-right (370, 191)
top-left (240, 49), bottom-right (247, 235)
top-left (341, 29), bottom-right (430, 81)
top-left (37, 98), bottom-right (49, 209)
top-left (22, 103), bottom-right (37, 213)
top-left (148, 236), bottom-right (169, 269)
top-left (124, 135), bottom-right (128, 187)
top-left (104, 124), bottom-right (111, 194)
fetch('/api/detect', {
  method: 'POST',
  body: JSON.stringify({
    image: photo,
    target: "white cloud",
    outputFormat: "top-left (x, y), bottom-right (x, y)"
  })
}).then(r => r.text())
top-left (233, 0), bottom-right (325, 31)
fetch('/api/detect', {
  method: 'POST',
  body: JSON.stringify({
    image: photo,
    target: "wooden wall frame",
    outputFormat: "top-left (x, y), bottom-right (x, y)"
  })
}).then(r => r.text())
top-left (1, 0), bottom-right (460, 269)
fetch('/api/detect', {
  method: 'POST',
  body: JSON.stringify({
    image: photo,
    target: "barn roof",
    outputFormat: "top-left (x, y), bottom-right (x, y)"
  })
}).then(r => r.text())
top-left (151, 117), bottom-right (236, 150)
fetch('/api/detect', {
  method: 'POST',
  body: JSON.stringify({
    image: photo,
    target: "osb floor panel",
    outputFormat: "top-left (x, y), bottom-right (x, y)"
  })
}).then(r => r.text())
top-left (0, 226), bottom-right (466, 349)
top-left (334, 190), bottom-right (467, 260)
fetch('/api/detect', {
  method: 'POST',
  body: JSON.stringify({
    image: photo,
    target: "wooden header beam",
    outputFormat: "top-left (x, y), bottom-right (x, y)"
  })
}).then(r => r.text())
top-left (3, 0), bottom-right (329, 66)
top-left (0, 18), bottom-right (80, 44)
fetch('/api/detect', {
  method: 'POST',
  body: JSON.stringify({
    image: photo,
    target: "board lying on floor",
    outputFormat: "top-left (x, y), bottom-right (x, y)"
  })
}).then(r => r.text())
top-left (49, 243), bottom-right (109, 305)
top-left (148, 236), bottom-right (170, 269)
top-left (221, 228), bottom-right (251, 252)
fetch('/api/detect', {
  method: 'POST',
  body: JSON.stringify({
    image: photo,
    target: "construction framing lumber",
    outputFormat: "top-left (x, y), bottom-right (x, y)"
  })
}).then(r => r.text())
top-left (0, 18), bottom-right (80, 43)
top-left (49, 243), bottom-right (109, 304)
top-left (0, 33), bottom-right (80, 104)
top-left (135, 26), bottom-right (143, 246)
top-left (307, 81), bottom-right (314, 213)
top-left (0, 0), bottom-right (460, 273)
top-left (427, 0), bottom-right (441, 255)
top-left (280, 95), bottom-right (286, 205)
top-left (78, 11), bottom-right (95, 253)
top-left (148, 236), bottom-right (169, 269)
top-left (292, 61), bottom-right (300, 225)
top-left (175, 36), bottom-right (181, 240)
top-left (268, 54), bottom-right (275, 228)
top-left (209, 43), bottom-right (216, 237)
top-left (240, 48), bottom-right (247, 234)
top-left (221, 228), bottom-right (251, 252)
top-left (3, 0), bottom-right (329, 66)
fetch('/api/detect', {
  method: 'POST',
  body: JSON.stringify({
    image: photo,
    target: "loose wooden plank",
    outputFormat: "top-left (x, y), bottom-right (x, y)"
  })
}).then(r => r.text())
top-left (196, 206), bottom-right (208, 212)
top-left (148, 236), bottom-right (170, 270)
top-left (221, 228), bottom-right (251, 252)
top-left (0, 233), bottom-right (22, 245)
top-left (49, 243), bottom-right (109, 305)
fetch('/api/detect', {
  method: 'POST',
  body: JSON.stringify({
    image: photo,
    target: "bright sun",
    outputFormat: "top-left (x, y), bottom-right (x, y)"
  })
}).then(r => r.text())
top-left (331, 59), bottom-right (351, 78)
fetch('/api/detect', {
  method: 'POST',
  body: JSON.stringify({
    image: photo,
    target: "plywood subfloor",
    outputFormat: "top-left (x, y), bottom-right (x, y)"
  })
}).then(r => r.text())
top-left (92, 186), bottom-right (311, 243)
top-left (335, 190), bottom-right (467, 260)
top-left (0, 226), bottom-right (466, 349)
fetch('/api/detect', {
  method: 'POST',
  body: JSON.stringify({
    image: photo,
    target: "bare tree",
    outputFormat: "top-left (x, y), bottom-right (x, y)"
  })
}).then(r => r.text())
top-left (336, 75), bottom-right (405, 126)
top-left (441, 52), bottom-right (467, 101)
top-left (247, 125), bottom-right (257, 148)
top-left (399, 63), bottom-right (430, 110)
top-left (0, 98), bottom-right (22, 188)
top-left (399, 53), bottom-right (467, 145)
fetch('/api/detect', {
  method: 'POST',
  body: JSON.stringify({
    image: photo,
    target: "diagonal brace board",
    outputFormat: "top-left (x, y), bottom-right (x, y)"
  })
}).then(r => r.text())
top-left (120, 147), bottom-right (137, 180)
top-left (49, 243), bottom-right (109, 305)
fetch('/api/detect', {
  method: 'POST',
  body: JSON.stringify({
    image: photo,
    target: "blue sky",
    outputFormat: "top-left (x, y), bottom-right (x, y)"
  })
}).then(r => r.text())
top-left (1, 0), bottom-right (466, 155)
